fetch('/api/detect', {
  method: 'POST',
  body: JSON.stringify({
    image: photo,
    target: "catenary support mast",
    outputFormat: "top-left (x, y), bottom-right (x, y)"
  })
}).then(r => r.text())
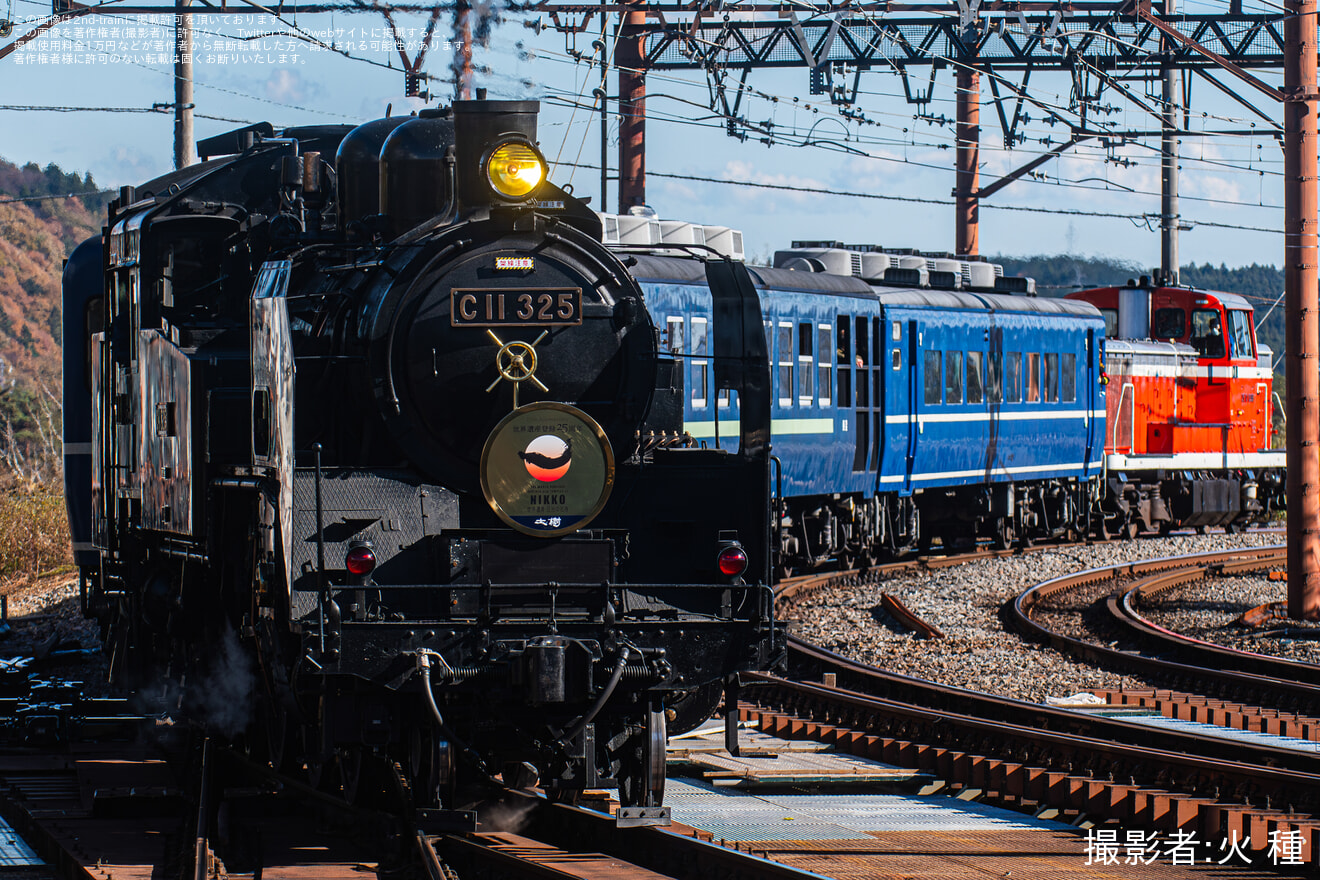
top-left (617, 0), bottom-right (646, 212)
top-left (173, 0), bottom-right (193, 170)
top-left (1160, 0), bottom-right (1179, 283)
top-left (956, 68), bottom-right (980, 256)
top-left (1285, 0), bottom-right (1320, 619)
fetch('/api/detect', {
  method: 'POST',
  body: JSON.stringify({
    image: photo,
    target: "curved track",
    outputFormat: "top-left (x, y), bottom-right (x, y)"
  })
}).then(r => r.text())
top-left (1111, 560), bottom-right (1320, 685)
top-left (1009, 545), bottom-right (1320, 715)
top-left (766, 543), bottom-right (1320, 868)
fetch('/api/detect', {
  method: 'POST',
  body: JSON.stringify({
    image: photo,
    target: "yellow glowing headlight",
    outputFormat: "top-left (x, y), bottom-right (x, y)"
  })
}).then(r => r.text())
top-left (486, 142), bottom-right (546, 200)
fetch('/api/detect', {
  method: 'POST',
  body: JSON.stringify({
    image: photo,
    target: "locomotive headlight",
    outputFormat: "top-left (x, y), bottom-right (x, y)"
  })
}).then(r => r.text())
top-left (485, 141), bottom-right (546, 200)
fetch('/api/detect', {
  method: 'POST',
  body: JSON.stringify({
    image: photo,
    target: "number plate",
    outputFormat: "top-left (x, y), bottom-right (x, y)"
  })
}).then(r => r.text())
top-left (451, 288), bottom-right (583, 327)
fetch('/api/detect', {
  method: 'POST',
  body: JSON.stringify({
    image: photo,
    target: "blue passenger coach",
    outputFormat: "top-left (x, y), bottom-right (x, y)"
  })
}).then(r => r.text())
top-left (629, 251), bottom-right (1106, 572)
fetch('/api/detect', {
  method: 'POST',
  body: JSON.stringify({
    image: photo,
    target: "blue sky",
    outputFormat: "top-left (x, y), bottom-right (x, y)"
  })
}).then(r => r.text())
top-left (0, 0), bottom-right (1291, 269)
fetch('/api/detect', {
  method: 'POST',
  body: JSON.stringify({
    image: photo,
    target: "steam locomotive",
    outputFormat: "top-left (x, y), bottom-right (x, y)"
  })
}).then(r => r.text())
top-left (62, 100), bottom-right (783, 824)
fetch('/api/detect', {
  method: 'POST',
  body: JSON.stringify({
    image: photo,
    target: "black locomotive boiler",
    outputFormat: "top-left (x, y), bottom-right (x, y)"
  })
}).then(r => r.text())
top-left (63, 99), bottom-right (783, 823)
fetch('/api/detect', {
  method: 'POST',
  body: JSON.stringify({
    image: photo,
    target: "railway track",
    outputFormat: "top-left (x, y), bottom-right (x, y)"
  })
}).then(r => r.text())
top-left (0, 708), bottom-right (828, 880)
top-left (759, 542), bottom-right (1320, 869)
top-left (1110, 555), bottom-right (1319, 685)
top-left (1012, 544), bottom-right (1320, 715)
top-left (426, 790), bottom-right (826, 880)
top-left (2, 532), bottom-right (1306, 879)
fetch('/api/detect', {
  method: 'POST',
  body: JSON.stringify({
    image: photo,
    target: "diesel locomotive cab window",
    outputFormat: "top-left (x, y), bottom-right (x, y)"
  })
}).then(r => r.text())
top-left (1062, 353), bottom-right (1076, 402)
top-left (1228, 310), bottom-right (1255, 360)
top-left (1100, 309), bottom-right (1119, 338)
top-left (1153, 308), bottom-right (1186, 340)
top-left (836, 317), bottom-right (852, 406)
top-left (1192, 309), bottom-right (1226, 358)
top-left (1005, 352), bottom-right (1022, 403)
top-left (818, 325), bottom-right (832, 406)
top-left (945, 351), bottom-right (963, 404)
top-left (1025, 353), bottom-right (1041, 403)
top-left (798, 323), bottom-right (814, 404)
top-left (692, 317), bottom-right (709, 407)
top-left (1044, 353), bottom-right (1059, 403)
top-left (923, 350), bottom-right (942, 405)
top-left (987, 352), bottom-right (1003, 403)
top-left (778, 323), bottom-right (794, 406)
top-left (966, 351), bottom-right (984, 404)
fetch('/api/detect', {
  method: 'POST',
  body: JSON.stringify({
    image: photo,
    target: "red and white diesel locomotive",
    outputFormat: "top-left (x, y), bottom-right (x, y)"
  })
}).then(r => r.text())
top-left (1068, 278), bottom-right (1285, 535)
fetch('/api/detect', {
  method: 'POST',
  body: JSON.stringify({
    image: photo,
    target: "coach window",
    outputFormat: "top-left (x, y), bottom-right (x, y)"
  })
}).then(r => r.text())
top-left (1191, 309), bottom-right (1225, 358)
top-left (691, 317), bottom-right (709, 408)
top-left (855, 317), bottom-right (869, 408)
top-left (1100, 309), bottom-right (1118, 338)
top-left (836, 317), bottom-right (852, 405)
top-left (987, 352), bottom-right (1002, 403)
top-left (1005, 352), bottom-right (1022, 403)
top-left (1043, 353), bottom-right (1059, 403)
top-left (797, 323), bottom-right (815, 404)
top-left (1227, 310), bottom-right (1255, 360)
top-left (945, 351), bottom-right (963, 404)
top-left (667, 317), bottom-right (684, 355)
top-left (923, 350), bottom-right (942, 405)
top-left (777, 323), bottom-right (794, 406)
top-left (966, 351), bottom-right (984, 404)
top-left (1025, 353), bottom-right (1041, 403)
top-left (1153, 308), bottom-right (1185, 340)
top-left (1062, 353), bottom-right (1076, 402)
top-left (818, 324), bottom-right (832, 406)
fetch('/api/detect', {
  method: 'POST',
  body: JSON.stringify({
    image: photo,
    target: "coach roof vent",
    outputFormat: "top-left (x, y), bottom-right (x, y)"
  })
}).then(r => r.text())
top-left (774, 247), bottom-right (855, 277)
top-left (702, 226), bottom-right (744, 261)
top-left (857, 251), bottom-right (893, 282)
top-left (925, 257), bottom-right (963, 289)
top-left (963, 261), bottom-right (999, 290)
top-left (995, 276), bottom-right (1037, 295)
top-left (659, 221), bottom-right (705, 246)
top-left (597, 213), bottom-right (744, 259)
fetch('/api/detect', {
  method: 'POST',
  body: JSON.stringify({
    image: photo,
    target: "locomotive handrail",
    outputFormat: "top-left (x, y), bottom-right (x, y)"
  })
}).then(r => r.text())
top-left (1112, 380), bottom-right (1135, 454)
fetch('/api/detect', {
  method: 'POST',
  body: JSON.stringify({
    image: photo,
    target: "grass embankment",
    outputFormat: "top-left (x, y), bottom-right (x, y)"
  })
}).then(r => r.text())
top-left (0, 483), bottom-right (71, 592)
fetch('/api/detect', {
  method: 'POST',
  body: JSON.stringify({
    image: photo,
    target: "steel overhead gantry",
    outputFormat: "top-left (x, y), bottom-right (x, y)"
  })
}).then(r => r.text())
top-left (622, 2), bottom-right (1295, 249)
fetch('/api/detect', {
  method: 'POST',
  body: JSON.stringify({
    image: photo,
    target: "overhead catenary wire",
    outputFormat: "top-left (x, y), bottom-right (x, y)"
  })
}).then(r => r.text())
top-left (527, 36), bottom-right (1290, 201)
top-left (552, 159), bottom-right (1282, 233)
top-left (0, 190), bottom-right (118, 204)
top-left (540, 89), bottom-right (1287, 213)
top-left (8, 0), bottom-right (443, 116)
top-left (0, 103), bottom-right (253, 123)
top-left (2, 0), bottom-right (1299, 236)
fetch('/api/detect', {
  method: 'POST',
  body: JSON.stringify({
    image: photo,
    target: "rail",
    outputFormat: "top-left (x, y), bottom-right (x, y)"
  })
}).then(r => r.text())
top-left (1112, 562), bottom-right (1320, 685)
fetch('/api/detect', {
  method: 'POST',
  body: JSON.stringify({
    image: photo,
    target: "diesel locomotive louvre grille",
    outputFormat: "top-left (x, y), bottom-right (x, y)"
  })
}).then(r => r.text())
top-left (64, 99), bottom-right (782, 826)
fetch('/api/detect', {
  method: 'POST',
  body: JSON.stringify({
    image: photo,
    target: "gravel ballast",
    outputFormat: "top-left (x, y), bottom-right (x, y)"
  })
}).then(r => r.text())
top-left (786, 532), bottom-right (1289, 704)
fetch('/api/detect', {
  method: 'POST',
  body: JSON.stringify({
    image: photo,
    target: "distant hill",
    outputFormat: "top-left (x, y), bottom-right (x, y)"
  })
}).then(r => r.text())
top-left (0, 159), bottom-right (109, 481)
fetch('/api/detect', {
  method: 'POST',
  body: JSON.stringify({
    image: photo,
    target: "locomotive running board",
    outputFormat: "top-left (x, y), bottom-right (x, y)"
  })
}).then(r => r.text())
top-left (615, 806), bottom-right (672, 827)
